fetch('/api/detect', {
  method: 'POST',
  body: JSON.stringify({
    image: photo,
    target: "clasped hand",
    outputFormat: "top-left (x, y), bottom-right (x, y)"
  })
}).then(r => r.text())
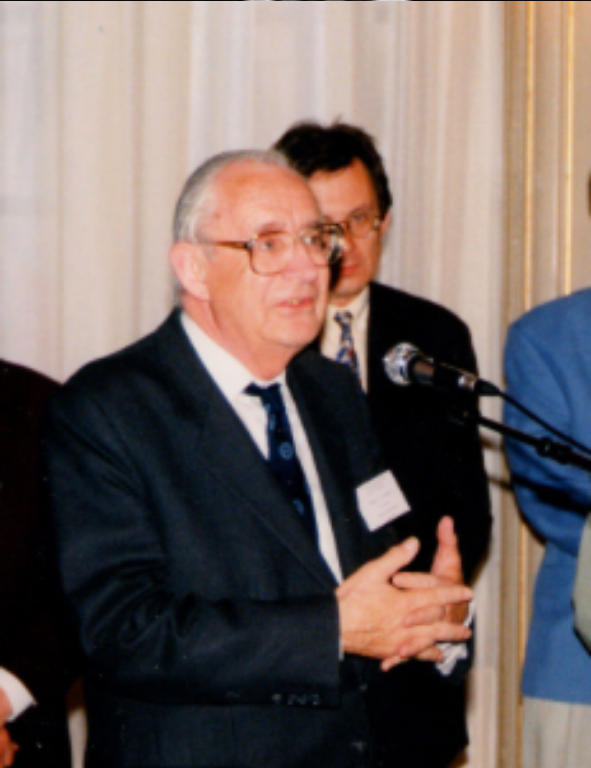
top-left (0, 729), bottom-right (17, 767)
top-left (337, 516), bottom-right (472, 671)
top-left (0, 688), bottom-right (16, 767)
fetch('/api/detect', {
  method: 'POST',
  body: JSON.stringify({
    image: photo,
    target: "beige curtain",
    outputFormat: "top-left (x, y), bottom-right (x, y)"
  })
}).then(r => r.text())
top-left (0, 0), bottom-right (192, 377)
top-left (0, 3), bottom-right (505, 767)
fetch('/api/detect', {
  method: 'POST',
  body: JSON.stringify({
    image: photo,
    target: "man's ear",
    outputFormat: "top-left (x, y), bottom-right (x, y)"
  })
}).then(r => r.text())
top-left (380, 209), bottom-right (393, 239)
top-left (168, 242), bottom-right (210, 301)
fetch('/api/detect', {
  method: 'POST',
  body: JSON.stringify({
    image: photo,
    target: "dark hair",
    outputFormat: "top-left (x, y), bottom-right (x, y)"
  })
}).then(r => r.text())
top-left (273, 120), bottom-right (392, 218)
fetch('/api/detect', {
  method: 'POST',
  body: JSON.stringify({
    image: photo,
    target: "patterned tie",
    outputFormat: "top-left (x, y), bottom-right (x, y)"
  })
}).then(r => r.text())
top-left (245, 383), bottom-right (318, 542)
top-left (334, 311), bottom-right (361, 381)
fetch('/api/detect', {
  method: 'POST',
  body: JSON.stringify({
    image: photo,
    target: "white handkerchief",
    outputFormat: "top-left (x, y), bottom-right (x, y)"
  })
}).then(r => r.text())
top-left (356, 471), bottom-right (410, 532)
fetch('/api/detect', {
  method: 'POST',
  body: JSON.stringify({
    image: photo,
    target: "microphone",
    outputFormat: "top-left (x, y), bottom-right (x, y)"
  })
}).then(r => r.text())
top-left (382, 343), bottom-right (499, 396)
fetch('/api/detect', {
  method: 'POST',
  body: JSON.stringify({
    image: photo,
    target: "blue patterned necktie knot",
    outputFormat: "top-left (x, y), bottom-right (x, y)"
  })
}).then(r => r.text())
top-left (245, 382), bottom-right (317, 542)
top-left (334, 310), bottom-right (361, 381)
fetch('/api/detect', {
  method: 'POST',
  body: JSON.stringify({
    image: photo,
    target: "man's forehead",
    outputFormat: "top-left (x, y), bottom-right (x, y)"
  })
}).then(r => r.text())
top-left (216, 160), bottom-right (308, 194)
top-left (213, 161), bottom-right (321, 226)
top-left (308, 160), bottom-right (378, 219)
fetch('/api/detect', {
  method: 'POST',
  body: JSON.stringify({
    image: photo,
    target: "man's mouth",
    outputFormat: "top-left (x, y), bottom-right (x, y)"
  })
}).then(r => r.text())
top-left (279, 297), bottom-right (316, 309)
top-left (339, 261), bottom-right (359, 274)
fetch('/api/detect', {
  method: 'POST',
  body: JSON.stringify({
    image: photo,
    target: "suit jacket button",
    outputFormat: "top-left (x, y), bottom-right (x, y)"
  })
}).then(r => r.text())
top-left (287, 694), bottom-right (307, 706)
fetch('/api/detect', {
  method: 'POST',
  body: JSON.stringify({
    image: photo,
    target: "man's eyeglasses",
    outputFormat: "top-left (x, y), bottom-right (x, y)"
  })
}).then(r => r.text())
top-left (198, 223), bottom-right (344, 277)
top-left (337, 209), bottom-right (381, 239)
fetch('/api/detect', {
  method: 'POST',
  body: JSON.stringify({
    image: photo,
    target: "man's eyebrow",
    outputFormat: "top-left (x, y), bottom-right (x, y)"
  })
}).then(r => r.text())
top-left (253, 218), bottom-right (324, 233)
top-left (346, 205), bottom-right (374, 216)
top-left (253, 220), bottom-right (288, 235)
top-left (317, 206), bottom-right (371, 223)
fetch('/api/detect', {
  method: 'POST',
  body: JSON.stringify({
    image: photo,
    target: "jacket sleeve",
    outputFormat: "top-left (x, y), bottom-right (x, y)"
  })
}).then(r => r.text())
top-left (504, 322), bottom-right (591, 556)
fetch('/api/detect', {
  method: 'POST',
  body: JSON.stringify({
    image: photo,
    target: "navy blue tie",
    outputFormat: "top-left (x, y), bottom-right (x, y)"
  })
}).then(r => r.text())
top-left (246, 383), bottom-right (318, 542)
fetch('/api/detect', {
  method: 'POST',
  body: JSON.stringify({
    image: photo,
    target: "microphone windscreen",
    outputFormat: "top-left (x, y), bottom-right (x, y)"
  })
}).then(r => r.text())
top-left (382, 343), bottom-right (420, 386)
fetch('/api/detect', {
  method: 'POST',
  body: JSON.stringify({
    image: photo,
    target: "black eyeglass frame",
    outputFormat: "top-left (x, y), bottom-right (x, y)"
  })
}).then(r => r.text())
top-left (336, 209), bottom-right (382, 239)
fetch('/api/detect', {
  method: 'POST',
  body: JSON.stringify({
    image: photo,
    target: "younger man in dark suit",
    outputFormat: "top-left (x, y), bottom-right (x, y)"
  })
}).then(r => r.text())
top-left (0, 360), bottom-right (76, 767)
top-left (275, 121), bottom-right (492, 768)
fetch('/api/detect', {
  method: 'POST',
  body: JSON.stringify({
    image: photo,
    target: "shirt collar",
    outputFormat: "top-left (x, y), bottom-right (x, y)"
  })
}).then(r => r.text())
top-left (180, 312), bottom-right (286, 402)
top-left (325, 285), bottom-right (370, 326)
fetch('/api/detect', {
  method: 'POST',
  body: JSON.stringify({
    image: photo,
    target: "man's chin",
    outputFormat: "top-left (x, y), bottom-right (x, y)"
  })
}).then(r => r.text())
top-left (330, 275), bottom-right (368, 305)
top-left (275, 322), bottom-right (323, 353)
top-left (331, 289), bottom-right (363, 307)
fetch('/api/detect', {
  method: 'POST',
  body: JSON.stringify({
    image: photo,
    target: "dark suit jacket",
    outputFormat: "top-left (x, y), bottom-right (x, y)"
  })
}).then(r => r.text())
top-left (361, 283), bottom-right (492, 768)
top-left (45, 310), bottom-right (412, 768)
top-left (0, 361), bottom-right (76, 768)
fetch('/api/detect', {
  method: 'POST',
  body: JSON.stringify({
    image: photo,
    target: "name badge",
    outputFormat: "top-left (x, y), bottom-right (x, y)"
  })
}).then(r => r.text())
top-left (356, 471), bottom-right (410, 531)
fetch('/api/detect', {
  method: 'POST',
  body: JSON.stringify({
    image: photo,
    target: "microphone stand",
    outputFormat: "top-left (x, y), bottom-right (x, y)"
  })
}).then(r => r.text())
top-left (450, 404), bottom-right (591, 473)
top-left (381, 345), bottom-right (591, 472)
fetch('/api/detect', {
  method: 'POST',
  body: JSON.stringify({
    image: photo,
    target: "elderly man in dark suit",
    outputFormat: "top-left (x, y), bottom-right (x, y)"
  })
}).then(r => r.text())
top-left (0, 360), bottom-right (76, 767)
top-left (45, 149), bottom-right (473, 768)
top-left (275, 121), bottom-right (492, 768)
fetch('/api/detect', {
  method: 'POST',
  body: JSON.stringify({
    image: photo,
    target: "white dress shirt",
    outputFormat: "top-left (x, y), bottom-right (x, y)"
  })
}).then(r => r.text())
top-left (0, 668), bottom-right (34, 721)
top-left (181, 313), bottom-right (343, 583)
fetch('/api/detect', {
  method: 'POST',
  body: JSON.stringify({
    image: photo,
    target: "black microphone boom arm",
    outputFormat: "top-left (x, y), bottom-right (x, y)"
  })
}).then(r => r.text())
top-left (383, 341), bottom-right (591, 474)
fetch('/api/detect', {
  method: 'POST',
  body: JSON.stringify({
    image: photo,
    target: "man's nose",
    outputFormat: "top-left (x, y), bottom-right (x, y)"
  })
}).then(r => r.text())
top-left (285, 237), bottom-right (322, 276)
top-left (339, 223), bottom-right (356, 253)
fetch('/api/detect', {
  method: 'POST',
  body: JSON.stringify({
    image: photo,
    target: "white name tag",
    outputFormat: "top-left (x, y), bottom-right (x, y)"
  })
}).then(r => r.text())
top-left (356, 471), bottom-right (410, 532)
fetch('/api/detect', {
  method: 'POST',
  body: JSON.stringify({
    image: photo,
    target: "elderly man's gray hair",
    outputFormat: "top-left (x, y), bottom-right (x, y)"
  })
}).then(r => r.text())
top-left (172, 149), bottom-right (292, 243)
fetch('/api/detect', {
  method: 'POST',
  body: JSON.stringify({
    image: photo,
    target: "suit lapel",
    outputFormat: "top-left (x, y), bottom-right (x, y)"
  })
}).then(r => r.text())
top-left (288, 360), bottom-right (369, 580)
top-left (152, 314), bottom-right (336, 590)
top-left (368, 282), bottom-right (398, 397)
top-left (367, 283), bottom-right (418, 433)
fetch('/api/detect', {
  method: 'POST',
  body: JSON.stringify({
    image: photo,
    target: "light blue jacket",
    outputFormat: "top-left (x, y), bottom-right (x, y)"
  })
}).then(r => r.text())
top-left (504, 288), bottom-right (591, 704)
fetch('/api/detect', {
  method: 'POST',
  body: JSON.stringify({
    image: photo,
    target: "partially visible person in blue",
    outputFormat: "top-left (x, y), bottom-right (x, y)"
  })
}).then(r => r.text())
top-left (504, 287), bottom-right (591, 768)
